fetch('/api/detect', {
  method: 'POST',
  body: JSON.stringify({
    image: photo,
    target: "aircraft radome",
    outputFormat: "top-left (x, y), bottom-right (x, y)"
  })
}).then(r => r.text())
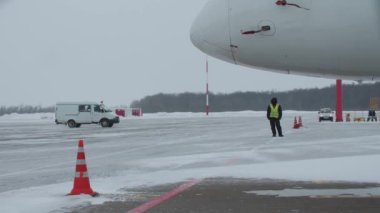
top-left (191, 0), bottom-right (380, 80)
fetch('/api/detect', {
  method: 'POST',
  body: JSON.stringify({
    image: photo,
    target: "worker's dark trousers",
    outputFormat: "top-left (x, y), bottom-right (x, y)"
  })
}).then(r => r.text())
top-left (367, 116), bottom-right (377, 122)
top-left (270, 119), bottom-right (282, 136)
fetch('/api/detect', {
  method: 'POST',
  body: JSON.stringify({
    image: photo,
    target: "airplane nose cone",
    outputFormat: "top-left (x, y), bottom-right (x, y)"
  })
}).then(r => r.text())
top-left (190, 0), bottom-right (235, 64)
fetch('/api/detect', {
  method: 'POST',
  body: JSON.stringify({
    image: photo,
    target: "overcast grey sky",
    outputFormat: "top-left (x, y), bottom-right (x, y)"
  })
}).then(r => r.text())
top-left (0, 0), bottom-right (340, 107)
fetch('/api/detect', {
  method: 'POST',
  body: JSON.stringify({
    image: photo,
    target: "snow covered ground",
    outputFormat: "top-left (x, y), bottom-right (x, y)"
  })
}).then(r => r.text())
top-left (0, 111), bottom-right (380, 213)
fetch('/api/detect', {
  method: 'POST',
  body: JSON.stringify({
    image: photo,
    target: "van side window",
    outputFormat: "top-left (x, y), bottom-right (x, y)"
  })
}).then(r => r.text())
top-left (94, 105), bottom-right (101, 112)
top-left (79, 105), bottom-right (85, 112)
top-left (79, 105), bottom-right (91, 112)
top-left (85, 105), bottom-right (91, 112)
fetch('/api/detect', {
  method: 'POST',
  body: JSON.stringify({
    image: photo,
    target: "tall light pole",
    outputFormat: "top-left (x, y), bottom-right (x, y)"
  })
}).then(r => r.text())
top-left (206, 58), bottom-right (209, 116)
top-left (336, 79), bottom-right (343, 122)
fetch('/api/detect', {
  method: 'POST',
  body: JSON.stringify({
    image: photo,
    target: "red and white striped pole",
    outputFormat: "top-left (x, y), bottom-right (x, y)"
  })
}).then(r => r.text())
top-left (336, 79), bottom-right (343, 122)
top-left (206, 58), bottom-right (209, 116)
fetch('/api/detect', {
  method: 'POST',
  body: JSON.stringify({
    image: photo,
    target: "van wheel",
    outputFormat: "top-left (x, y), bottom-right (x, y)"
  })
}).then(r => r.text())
top-left (100, 119), bottom-right (109, 128)
top-left (67, 120), bottom-right (76, 128)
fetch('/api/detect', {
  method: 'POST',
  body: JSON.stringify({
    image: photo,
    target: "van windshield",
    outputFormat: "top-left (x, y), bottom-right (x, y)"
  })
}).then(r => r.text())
top-left (320, 108), bottom-right (332, 113)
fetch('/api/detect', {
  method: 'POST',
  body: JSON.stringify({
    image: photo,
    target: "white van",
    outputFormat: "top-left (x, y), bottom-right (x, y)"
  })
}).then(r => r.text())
top-left (55, 102), bottom-right (120, 128)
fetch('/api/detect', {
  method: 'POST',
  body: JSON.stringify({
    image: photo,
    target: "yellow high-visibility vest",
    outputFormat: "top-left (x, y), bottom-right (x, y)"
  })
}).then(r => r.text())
top-left (269, 104), bottom-right (279, 118)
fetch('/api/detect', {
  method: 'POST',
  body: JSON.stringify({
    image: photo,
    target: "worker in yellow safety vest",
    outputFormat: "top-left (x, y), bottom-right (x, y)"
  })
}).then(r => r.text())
top-left (267, 97), bottom-right (283, 137)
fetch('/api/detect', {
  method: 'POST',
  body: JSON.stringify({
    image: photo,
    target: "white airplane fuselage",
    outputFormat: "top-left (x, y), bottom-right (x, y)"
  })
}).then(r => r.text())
top-left (190, 0), bottom-right (380, 80)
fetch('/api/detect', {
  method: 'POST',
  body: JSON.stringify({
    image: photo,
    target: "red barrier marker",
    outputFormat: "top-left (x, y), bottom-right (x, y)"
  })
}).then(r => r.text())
top-left (293, 117), bottom-right (300, 129)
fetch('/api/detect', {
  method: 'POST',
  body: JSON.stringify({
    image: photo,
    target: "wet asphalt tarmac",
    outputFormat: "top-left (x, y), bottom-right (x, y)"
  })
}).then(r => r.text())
top-left (70, 178), bottom-right (380, 213)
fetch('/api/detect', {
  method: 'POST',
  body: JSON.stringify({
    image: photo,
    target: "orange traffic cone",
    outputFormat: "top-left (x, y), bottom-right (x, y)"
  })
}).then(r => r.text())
top-left (293, 117), bottom-right (300, 129)
top-left (298, 116), bottom-right (303, 127)
top-left (68, 139), bottom-right (98, 197)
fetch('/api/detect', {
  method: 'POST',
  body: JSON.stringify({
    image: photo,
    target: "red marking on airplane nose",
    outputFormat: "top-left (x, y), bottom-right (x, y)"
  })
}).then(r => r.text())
top-left (276, 0), bottom-right (287, 6)
top-left (275, 0), bottom-right (310, 10)
top-left (241, 30), bottom-right (257, 35)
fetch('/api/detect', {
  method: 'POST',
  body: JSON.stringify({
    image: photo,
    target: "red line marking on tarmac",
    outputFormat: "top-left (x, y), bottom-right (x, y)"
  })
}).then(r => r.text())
top-left (127, 179), bottom-right (201, 213)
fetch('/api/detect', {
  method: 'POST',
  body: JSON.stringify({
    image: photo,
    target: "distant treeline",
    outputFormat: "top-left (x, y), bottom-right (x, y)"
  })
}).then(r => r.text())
top-left (131, 82), bottom-right (380, 113)
top-left (2, 83), bottom-right (379, 115)
top-left (0, 105), bottom-right (55, 116)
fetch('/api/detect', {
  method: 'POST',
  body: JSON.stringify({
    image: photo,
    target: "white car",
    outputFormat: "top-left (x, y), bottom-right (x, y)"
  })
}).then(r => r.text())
top-left (318, 108), bottom-right (334, 122)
